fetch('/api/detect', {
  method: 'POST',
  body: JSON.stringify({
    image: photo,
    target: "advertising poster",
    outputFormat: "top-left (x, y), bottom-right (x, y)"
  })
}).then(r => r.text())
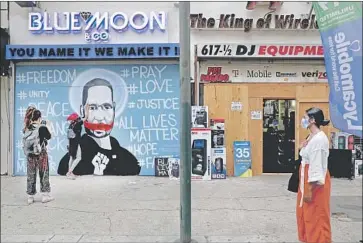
top-left (191, 128), bottom-right (212, 180)
top-left (211, 148), bottom-right (226, 179)
top-left (154, 157), bottom-right (169, 177)
top-left (168, 157), bottom-right (180, 180)
top-left (210, 118), bottom-right (225, 148)
top-left (313, 2), bottom-right (362, 138)
top-left (233, 141), bottom-right (252, 177)
top-left (14, 64), bottom-right (180, 176)
top-left (191, 106), bottom-right (208, 128)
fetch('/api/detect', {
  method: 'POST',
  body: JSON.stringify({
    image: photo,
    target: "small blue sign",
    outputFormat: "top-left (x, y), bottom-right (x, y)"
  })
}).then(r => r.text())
top-left (233, 141), bottom-right (252, 177)
top-left (6, 43), bottom-right (180, 60)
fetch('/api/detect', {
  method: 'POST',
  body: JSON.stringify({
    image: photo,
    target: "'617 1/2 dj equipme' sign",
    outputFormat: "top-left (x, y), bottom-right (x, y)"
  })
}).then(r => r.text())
top-left (197, 44), bottom-right (324, 58)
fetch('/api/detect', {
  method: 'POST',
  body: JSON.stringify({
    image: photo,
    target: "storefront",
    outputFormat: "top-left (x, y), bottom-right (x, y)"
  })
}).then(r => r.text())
top-left (190, 2), bottom-right (337, 176)
top-left (5, 2), bottom-right (181, 176)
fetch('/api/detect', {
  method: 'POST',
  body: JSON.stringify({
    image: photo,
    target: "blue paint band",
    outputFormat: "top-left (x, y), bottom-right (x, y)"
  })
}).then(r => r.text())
top-left (6, 43), bottom-right (180, 60)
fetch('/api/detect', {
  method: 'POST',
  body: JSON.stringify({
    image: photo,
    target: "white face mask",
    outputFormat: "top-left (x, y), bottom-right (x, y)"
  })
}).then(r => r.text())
top-left (301, 118), bottom-right (310, 129)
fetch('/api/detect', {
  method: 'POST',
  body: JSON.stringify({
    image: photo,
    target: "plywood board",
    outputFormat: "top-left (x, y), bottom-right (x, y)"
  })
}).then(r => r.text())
top-left (248, 83), bottom-right (296, 98)
top-left (204, 84), bottom-right (248, 176)
top-left (248, 98), bottom-right (263, 175)
top-left (203, 83), bottom-right (331, 175)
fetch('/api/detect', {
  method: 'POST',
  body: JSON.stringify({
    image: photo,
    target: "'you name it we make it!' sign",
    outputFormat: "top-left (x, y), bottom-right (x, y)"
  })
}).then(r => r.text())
top-left (233, 141), bottom-right (253, 177)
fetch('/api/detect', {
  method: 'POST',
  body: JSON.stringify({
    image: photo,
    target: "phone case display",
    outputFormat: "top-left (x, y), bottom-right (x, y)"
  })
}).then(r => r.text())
top-left (331, 132), bottom-right (351, 149)
top-left (192, 106), bottom-right (208, 128)
top-left (154, 157), bottom-right (169, 177)
top-left (355, 160), bottom-right (362, 178)
top-left (211, 148), bottom-right (227, 179)
top-left (210, 118), bottom-right (225, 148)
top-left (331, 132), bottom-right (363, 160)
top-left (168, 157), bottom-right (180, 180)
top-left (191, 128), bottom-right (212, 180)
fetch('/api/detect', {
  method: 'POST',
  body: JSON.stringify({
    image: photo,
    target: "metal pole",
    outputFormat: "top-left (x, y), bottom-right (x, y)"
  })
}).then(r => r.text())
top-left (179, 1), bottom-right (192, 243)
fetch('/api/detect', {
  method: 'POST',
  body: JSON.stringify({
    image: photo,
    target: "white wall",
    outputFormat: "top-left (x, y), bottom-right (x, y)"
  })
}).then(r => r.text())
top-left (8, 1), bottom-right (323, 77)
top-left (1, 1), bottom-right (9, 29)
top-left (9, 2), bottom-right (180, 45)
top-left (190, 2), bottom-right (321, 45)
top-left (1, 76), bottom-right (10, 175)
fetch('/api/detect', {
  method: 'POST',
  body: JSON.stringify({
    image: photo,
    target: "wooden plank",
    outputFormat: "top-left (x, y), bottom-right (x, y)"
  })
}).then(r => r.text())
top-left (248, 83), bottom-right (296, 98)
top-left (248, 97), bottom-right (263, 175)
top-left (204, 84), bottom-right (248, 176)
top-left (204, 83), bottom-right (332, 176)
top-left (296, 84), bottom-right (329, 100)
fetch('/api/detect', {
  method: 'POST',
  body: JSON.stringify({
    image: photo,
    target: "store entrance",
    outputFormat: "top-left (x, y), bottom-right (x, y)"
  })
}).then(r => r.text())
top-left (263, 99), bottom-right (296, 173)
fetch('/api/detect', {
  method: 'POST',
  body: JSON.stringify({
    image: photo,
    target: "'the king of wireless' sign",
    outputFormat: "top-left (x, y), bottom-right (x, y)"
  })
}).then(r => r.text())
top-left (28, 11), bottom-right (167, 42)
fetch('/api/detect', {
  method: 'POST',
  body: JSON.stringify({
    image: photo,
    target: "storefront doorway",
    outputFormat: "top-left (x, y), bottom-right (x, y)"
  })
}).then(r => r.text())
top-left (263, 99), bottom-right (296, 173)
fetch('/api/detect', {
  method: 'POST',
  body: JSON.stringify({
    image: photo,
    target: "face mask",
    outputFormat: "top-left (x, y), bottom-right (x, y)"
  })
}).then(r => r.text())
top-left (301, 118), bottom-right (310, 129)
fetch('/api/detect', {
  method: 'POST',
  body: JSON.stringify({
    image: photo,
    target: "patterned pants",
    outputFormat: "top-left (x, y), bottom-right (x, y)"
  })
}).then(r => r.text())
top-left (26, 151), bottom-right (51, 195)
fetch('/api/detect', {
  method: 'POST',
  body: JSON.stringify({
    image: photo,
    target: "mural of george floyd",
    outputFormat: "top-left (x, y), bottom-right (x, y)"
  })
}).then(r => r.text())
top-left (14, 64), bottom-right (180, 176)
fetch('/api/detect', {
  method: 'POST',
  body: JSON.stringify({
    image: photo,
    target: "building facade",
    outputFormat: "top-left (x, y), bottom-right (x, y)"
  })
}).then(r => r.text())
top-left (4, 2), bottom-right (181, 176)
top-left (2, 1), bottom-right (343, 176)
top-left (191, 2), bottom-right (335, 176)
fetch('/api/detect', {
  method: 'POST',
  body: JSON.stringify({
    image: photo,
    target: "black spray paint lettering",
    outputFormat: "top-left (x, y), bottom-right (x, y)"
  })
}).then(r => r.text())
top-left (39, 48), bottom-right (75, 57)
top-left (78, 47), bottom-right (91, 57)
top-left (9, 48), bottom-right (35, 57)
top-left (118, 47), bottom-right (154, 56)
top-left (158, 46), bottom-right (170, 56)
top-left (94, 47), bottom-right (114, 56)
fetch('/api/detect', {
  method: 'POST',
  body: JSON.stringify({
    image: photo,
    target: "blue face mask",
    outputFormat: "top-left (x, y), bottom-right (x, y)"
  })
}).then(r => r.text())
top-left (301, 118), bottom-right (310, 129)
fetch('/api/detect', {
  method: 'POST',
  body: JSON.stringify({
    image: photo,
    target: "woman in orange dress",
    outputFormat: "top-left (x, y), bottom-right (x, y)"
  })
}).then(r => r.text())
top-left (297, 107), bottom-right (332, 243)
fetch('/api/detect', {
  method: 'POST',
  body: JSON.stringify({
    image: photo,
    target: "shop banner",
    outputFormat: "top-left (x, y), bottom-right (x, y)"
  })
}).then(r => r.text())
top-left (6, 43), bottom-right (179, 60)
top-left (313, 2), bottom-right (362, 138)
top-left (14, 64), bottom-right (180, 176)
top-left (199, 63), bottom-right (328, 83)
top-left (233, 141), bottom-right (252, 177)
top-left (197, 44), bottom-right (324, 58)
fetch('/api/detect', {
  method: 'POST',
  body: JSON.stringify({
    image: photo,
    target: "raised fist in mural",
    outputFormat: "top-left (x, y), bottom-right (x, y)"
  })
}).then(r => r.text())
top-left (92, 152), bottom-right (110, 175)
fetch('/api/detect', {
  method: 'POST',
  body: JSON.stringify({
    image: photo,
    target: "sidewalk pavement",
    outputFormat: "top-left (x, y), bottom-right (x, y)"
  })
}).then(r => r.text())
top-left (1, 175), bottom-right (362, 242)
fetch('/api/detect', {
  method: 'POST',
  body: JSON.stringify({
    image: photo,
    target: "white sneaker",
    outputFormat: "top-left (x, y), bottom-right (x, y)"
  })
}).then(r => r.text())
top-left (66, 172), bottom-right (76, 180)
top-left (41, 193), bottom-right (54, 203)
top-left (27, 196), bottom-right (34, 205)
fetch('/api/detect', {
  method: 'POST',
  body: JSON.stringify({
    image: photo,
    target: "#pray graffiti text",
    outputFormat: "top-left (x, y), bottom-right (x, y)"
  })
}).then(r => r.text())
top-left (131, 65), bottom-right (167, 79)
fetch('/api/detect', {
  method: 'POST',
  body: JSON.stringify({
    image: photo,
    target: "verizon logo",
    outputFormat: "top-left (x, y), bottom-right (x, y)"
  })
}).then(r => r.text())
top-left (301, 70), bottom-right (327, 79)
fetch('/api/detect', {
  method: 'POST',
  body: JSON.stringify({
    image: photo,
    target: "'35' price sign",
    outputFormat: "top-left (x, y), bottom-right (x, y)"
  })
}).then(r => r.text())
top-left (233, 141), bottom-right (251, 162)
top-left (233, 141), bottom-right (252, 177)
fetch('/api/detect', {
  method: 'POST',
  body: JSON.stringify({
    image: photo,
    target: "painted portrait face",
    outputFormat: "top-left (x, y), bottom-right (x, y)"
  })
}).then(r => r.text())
top-left (84, 85), bottom-right (115, 138)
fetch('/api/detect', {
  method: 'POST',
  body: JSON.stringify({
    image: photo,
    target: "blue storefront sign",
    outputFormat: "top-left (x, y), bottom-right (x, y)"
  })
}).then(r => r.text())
top-left (233, 141), bottom-right (252, 177)
top-left (6, 43), bottom-right (179, 60)
top-left (314, 2), bottom-right (362, 138)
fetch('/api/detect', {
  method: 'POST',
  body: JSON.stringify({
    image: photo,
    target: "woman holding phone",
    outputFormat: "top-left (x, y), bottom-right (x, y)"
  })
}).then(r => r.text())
top-left (23, 107), bottom-right (54, 204)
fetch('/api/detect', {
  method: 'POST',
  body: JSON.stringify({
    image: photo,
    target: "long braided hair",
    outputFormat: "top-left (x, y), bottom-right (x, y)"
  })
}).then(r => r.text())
top-left (23, 106), bottom-right (36, 133)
